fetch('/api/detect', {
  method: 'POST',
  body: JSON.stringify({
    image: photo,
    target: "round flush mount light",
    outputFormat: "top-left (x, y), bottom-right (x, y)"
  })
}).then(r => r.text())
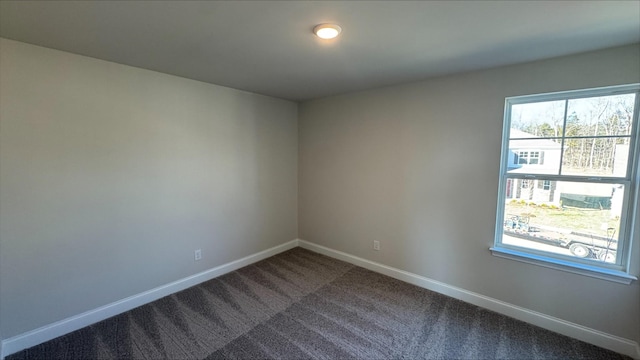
top-left (313, 24), bottom-right (342, 39)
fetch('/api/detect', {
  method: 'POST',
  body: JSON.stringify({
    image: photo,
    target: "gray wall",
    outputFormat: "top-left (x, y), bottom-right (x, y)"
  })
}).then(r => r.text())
top-left (299, 44), bottom-right (640, 342)
top-left (2, 36), bottom-right (640, 348)
top-left (0, 38), bottom-right (298, 339)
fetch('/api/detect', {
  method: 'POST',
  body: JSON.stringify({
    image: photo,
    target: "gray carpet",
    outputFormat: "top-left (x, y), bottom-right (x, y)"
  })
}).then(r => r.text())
top-left (7, 248), bottom-right (629, 359)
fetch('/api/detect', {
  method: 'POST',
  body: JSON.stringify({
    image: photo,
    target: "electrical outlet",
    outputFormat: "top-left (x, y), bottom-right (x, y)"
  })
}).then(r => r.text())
top-left (373, 241), bottom-right (380, 251)
top-left (194, 249), bottom-right (202, 261)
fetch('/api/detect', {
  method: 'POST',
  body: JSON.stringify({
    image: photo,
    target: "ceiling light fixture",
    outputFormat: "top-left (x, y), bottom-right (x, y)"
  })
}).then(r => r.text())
top-left (313, 24), bottom-right (342, 39)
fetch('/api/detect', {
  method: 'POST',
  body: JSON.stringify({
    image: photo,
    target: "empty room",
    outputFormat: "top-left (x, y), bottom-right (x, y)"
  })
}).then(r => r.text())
top-left (1, 1), bottom-right (639, 359)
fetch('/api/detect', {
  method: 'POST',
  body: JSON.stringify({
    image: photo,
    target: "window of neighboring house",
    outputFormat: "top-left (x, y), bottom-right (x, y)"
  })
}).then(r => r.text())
top-left (529, 151), bottom-right (540, 164)
top-left (537, 180), bottom-right (552, 190)
top-left (517, 151), bottom-right (529, 164)
top-left (516, 150), bottom-right (543, 165)
top-left (492, 84), bottom-right (640, 284)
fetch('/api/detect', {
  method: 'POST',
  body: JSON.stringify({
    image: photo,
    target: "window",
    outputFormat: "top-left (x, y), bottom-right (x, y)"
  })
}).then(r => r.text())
top-left (492, 84), bottom-right (640, 283)
top-left (529, 151), bottom-right (540, 164)
top-left (515, 150), bottom-right (544, 165)
top-left (537, 180), bottom-right (551, 190)
top-left (517, 151), bottom-right (529, 164)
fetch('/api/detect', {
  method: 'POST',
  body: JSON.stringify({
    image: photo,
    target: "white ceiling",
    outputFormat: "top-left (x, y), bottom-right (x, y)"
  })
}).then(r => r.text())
top-left (1, 1), bottom-right (639, 101)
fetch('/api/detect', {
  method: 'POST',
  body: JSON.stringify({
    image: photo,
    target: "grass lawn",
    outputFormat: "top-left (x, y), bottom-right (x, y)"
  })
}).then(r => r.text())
top-left (504, 201), bottom-right (620, 239)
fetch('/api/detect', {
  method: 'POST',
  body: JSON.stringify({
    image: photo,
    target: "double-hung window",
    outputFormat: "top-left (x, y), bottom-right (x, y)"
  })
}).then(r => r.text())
top-left (492, 84), bottom-right (640, 284)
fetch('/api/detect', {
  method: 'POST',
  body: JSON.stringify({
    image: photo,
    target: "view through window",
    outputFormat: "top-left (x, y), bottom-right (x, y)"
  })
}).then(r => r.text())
top-left (495, 85), bottom-right (639, 271)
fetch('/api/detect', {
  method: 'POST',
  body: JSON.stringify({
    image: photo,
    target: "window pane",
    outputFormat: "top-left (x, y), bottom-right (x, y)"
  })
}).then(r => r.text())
top-left (507, 138), bottom-right (560, 175)
top-left (510, 100), bottom-right (565, 139)
top-left (561, 137), bottom-right (630, 177)
top-left (501, 180), bottom-right (623, 263)
top-left (565, 94), bottom-right (636, 137)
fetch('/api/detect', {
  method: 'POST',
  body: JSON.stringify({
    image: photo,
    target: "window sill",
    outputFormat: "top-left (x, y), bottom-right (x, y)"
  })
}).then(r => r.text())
top-left (490, 247), bottom-right (637, 284)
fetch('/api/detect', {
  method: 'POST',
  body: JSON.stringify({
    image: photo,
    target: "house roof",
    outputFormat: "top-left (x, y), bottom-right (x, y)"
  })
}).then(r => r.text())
top-left (509, 129), bottom-right (562, 149)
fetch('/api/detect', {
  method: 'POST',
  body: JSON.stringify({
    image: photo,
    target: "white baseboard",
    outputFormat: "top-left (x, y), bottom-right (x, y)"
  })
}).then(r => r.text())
top-left (3, 239), bottom-right (638, 360)
top-left (0, 239), bottom-right (299, 359)
top-left (298, 240), bottom-right (640, 359)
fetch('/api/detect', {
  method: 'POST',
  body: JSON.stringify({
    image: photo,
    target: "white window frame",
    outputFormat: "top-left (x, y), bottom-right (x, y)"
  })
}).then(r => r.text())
top-left (491, 84), bottom-right (640, 284)
top-left (528, 151), bottom-right (540, 165)
top-left (516, 150), bottom-right (542, 165)
top-left (517, 151), bottom-right (529, 164)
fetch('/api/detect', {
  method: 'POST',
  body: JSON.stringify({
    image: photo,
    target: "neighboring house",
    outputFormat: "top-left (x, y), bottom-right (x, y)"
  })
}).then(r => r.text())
top-left (506, 129), bottom-right (562, 203)
top-left (507, 129), bottom-right (563, 174)
top-left (505, 129), bottom-right (621, 217)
